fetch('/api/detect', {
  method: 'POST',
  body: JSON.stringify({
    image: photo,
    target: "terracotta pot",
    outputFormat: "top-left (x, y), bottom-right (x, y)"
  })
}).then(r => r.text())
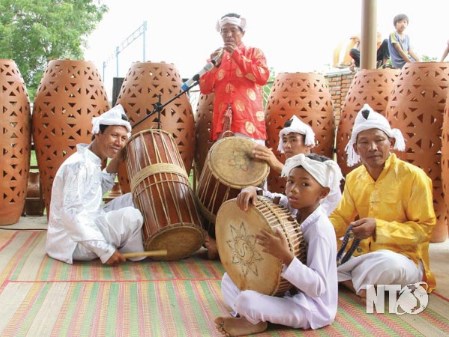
top-left (386, 62), bottom-right (449, 242)
top-left (116, 61), bottom-right (195, 193)
top-left (32, 59), bottom-right (110, 214)
top-left (265, 72), bottom-right (334, 193)
top-left (441, 93), bottom-right (449, 236)
top-left (0, 59), bottom-right (31, 225)
top-left (194, 93), bottom-right (215, 180)
top-left (336, 69), bottom-right (399, 176)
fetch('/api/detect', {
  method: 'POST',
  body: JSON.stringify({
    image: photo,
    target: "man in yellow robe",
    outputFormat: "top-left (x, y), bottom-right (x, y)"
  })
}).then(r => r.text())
top-left (330, 104), bottom-right (436, 297)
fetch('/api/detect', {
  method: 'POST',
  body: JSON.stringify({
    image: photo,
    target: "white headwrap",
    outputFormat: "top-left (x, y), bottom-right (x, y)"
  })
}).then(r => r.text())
top-left (216, 15), bottom-right (247, 32)
top-left (345, 103), bottom-right (405, 167)
top-left (277, 115), bottom-right (316, 153)
top-left (91, 104), bottom-right (132, 135)
top-left (281, 153), bottom-right (343, 198)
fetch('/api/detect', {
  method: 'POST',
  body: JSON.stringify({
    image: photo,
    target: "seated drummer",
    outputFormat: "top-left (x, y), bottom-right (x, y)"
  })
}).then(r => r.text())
top-left (46, 105), bottom-right (145, 266)
top-left (215, 153), bottom-right (343, 336)
top-left (330, 104), bottom-right (436, 299)
top-left (253, 115), bottom-right (315, 174)
top-left (251, 115), bottom-right (342, 216)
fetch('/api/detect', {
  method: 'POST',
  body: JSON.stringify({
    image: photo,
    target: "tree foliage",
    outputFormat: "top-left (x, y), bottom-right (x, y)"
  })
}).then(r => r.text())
top-left (0, 0), bottom-right (108, 99)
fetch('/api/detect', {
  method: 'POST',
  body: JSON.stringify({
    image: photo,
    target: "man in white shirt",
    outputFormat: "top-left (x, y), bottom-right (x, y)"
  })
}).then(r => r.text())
top-left (46, 105), bottom-right (145, 265)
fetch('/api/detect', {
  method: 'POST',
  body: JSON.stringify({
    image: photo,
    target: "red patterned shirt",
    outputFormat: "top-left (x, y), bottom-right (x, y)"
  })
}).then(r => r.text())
top-left (200, 43), bottom-right (269, 140)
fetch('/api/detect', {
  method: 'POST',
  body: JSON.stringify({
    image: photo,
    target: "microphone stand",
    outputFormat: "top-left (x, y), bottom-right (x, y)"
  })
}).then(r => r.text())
top-left (132, 74), bottom-right (200, 130)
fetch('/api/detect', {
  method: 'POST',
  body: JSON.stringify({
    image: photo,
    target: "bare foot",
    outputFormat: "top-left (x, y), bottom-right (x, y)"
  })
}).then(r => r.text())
top-left (214, 316), bottom-right (267, 336)
top-left (341, 281), bottom-right (366, 305)
top-left (341, 280), bottom-right (356, 292)
top-left (204, 235), bottom-right (219, 260)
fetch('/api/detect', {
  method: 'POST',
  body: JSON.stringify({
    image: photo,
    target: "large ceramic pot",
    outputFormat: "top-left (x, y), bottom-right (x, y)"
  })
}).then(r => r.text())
top-left (194, 93), bottom-right (215, 181)
top-left (0, 59), bottom-right (31, 225)
top-left (336, 68), bottom-right (399, 176)
top-left (265, 72), bottom-right (334, 193)
top-left (116, 61), bottom-right (195, 193)
top-left (386, 62), bottom-right (449, 242)
top-left (32, 59), bottom-right (110, 214)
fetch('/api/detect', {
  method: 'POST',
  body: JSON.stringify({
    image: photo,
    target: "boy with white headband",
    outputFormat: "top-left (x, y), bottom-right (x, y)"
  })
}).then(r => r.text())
top-left (243, 115), bottom-right (342, 216)
top-left (199, 12), bottom-right (269, 144)
top-left (330, 103), bottom-right (436, 299)
top-left (253, 115), bottom-right (316, 174)
top-left (46, 104), bottom-right (145, 266)
top-left (215, 153), bottom-right (342, 336)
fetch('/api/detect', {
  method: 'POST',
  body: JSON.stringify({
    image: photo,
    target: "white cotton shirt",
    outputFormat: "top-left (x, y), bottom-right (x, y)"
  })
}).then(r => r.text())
top-left (281, 206), bottom-right (338, 329)
top-left (221, 206), bottom-right (338, 329)
top-left (46, 143), bottom-right (119, 264)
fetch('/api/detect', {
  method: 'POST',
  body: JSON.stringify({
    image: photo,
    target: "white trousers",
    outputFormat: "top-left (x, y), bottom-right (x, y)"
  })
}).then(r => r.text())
top-left (337, 250), bottom-right (423, 294)
top-left (73, 193), bottom-right (144, 261)
top-left (221, 273), bottom-right (310, 329)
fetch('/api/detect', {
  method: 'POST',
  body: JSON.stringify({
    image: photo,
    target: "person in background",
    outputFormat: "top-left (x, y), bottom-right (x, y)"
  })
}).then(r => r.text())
top-left (199, 12), bottom-right (269, 145)
top-left (252, 115), bottom-right (315, 175)
top-left (349, 32), bottom-right (390, 70)
top-left (46, 105), bottom-right (145, 266)
top-left (330, 103), bottom-right (436, 300)
top-left (215, 153), bottom-right (342, 336)
top-left (387, 13), bottom-right (420, 68)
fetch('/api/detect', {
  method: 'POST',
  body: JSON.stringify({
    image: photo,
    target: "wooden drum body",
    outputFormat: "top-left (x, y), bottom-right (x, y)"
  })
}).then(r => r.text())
top-left (216, 197), bottom-right (306, 296)
top-left (125, 129), bottom-right (203, 260)
top-left (196, 136), bottom-right (269, 224)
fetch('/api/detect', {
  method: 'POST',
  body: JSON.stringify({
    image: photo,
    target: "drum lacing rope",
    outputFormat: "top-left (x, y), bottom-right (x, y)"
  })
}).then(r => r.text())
top-left (336, 225), bottom-right (361, 265)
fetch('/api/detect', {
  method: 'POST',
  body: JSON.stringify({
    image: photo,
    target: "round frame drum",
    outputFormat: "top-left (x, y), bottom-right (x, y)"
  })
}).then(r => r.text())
top-left (125, 129), bottom-right (204, 260)
top-left (216, 197), bottom-right (306, 296)
top-left (196, 136), bottom-right (269, 223)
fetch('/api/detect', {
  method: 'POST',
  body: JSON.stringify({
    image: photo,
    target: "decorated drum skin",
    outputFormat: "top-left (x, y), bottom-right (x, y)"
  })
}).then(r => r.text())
top-left (196, 136), bottom-right (269, 224)
top-left (216, 197), bottom-right (306, 296)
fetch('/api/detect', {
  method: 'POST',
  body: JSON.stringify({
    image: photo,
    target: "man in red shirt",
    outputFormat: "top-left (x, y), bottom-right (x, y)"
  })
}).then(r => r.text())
top-left (199, 13), bottom-right (269, 144)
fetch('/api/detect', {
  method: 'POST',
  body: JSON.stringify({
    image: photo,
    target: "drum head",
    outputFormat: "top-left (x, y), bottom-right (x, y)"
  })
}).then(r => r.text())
top-left (216, 199), bottom-right (284, 295)
top-left (145, 225), bottom-right (204, 261)
top-left (208, 137), bottom-right (269, 189)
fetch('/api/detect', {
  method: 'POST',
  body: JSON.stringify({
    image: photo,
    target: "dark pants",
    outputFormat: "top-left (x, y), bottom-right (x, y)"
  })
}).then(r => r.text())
top-left (350, 39), bottom-right (390, 67)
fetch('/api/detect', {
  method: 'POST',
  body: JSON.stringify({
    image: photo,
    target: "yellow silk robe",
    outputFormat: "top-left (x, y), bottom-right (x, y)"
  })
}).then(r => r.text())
top-left (330, 153), bottom-right (436, 291)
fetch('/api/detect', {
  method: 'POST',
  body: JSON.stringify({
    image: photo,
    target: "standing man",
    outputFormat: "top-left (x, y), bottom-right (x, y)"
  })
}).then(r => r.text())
top-left (330, 104), bottom-right (436, 298)
top-left (46, 105), bottom-right (145, 265)
top-left (199, 13), bottom-right (269, 145)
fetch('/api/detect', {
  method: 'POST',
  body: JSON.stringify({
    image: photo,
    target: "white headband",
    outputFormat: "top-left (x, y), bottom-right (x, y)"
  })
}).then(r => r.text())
top-left (345, 103), bottom-right (405, 167)
top-left (91, 104), bottom-right (132, 135)
top-left (216, 16), bottom-right (247, 32)
top-left (277, 115), bottom-right (316, 153)
top-left (281, 153), bottom-right (343, 197)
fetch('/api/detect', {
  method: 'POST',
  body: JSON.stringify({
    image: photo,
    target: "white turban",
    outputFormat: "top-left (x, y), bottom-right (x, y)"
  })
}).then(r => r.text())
top-left (91, 104), bottom-right (132, 135)
top-left (345, 103), bottom-right (405, 167)
top-left (277, 115), bottom-right (316, 153)
top-left (216, 15), bottom-right (247, 32)
top-left (282, 153), bottom-right (343, 197)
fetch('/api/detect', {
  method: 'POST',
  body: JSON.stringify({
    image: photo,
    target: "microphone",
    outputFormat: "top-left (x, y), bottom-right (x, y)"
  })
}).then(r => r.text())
top-left (181, 50), bottom-right (223, 91)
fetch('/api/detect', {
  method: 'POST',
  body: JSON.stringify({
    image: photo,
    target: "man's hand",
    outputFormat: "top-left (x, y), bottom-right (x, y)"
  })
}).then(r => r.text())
top-left (106, 148), bottom-right (125, 174)
top-left (351, 218), bottom-right (376, 240)
top-left (236, 186), bottom-right (258, 211)
top-left (105, 250), bottom-right (126, 266)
